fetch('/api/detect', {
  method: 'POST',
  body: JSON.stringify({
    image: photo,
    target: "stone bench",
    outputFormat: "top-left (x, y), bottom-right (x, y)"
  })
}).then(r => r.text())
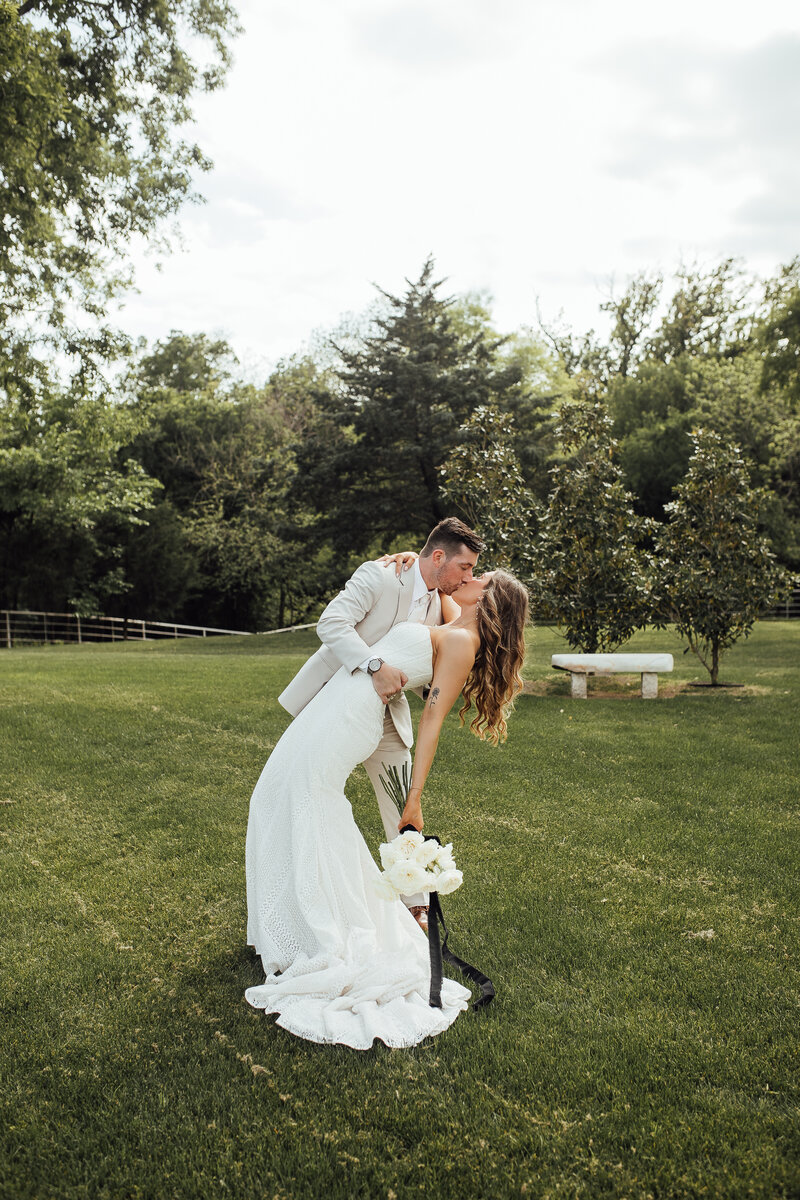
top-left (551, 653), bottom-right (674, 699)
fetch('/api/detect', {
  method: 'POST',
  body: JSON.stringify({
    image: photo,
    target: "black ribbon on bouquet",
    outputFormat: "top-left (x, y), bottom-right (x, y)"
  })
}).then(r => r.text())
top-left (400, 825), bottom-right (495, 1012)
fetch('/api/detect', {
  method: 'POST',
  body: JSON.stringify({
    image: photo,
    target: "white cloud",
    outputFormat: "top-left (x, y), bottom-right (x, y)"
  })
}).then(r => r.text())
top-left (355, 3), bottom-right (480, 65)
top-left (603, 34), bottom-right (800, 260)
top-left (122, 0), bottom-right (800, 367)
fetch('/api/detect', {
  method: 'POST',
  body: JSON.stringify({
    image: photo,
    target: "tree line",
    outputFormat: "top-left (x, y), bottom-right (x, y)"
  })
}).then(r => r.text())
top-left (2, 256), bottom-right (798, 659)
top-left (1, 3), bottom-right (797, 682)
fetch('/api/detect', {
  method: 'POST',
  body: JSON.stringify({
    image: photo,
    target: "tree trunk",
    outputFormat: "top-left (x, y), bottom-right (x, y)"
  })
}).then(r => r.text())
top-left (711, 640), bottom-right (719, 686)
top-left (419, 454), bottom-right (445, 523)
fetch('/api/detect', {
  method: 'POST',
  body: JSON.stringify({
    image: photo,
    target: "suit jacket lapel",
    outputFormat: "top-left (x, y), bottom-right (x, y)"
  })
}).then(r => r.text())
top-left (397, 569), bottom-right (415, 622)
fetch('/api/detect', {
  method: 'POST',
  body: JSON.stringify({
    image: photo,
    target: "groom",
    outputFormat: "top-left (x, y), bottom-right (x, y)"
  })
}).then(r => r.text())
top-left (279, 517), bottom-right (485, 925)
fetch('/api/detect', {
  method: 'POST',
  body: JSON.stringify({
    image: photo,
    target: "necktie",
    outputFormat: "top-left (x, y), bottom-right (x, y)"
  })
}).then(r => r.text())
top-left (407, 592), bottom-right (431, 624)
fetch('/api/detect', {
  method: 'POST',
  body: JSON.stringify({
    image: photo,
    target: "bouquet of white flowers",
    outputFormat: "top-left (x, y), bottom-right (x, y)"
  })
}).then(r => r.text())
top-left (374, 763), bottom-right (463, 901)
top-left (375, 763), bottom-right (493, 1013)
top-left (374, 828), bottom-right (463, 901)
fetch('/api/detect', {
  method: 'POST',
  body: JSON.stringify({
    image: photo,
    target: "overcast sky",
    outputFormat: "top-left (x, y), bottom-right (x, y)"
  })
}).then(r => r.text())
top-left (122, 0), bottom-right (800, 373)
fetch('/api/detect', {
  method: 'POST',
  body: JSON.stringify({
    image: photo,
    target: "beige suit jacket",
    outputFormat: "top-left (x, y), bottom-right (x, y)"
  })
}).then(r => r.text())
top-left (278, 560), bottom-right (440, 748)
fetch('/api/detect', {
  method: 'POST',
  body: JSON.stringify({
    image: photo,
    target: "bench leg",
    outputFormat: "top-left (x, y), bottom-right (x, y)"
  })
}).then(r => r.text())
top-left (570, 672), bottom-right (587, 699)
top-left (641, 672), bottom-right (658, 699)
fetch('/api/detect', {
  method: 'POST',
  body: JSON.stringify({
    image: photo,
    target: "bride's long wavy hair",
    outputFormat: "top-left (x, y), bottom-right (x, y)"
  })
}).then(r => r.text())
top-left (459, 569), bottom-right (530, 746)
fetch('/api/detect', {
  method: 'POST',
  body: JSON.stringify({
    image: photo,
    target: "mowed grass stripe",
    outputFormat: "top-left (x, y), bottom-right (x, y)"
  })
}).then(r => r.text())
top-left (0, 623), bottom-right (798, 1199)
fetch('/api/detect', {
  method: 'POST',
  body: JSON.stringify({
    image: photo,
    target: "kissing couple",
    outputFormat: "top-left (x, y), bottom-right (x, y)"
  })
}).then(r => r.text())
top-left (245, 517), bottom-right (529, 1049)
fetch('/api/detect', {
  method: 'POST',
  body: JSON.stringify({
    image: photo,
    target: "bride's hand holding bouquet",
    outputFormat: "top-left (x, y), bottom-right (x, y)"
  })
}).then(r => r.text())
top-left (399, 786), bottom-right (424, 833)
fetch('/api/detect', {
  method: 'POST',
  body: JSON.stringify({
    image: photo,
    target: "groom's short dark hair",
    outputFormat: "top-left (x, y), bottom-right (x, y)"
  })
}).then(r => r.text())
top-left (420, 517), bottom-right (485, 558)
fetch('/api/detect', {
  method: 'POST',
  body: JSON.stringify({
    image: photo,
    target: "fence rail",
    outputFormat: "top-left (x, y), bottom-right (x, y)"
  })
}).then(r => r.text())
top-left (1, 610), bottom-right (320, 648)
top-left (764, 588), bottom-right (800, 619)
top-left (3, 591), bottom-right (798, 651)
top-left (0, 610), bottom-right (261, 648)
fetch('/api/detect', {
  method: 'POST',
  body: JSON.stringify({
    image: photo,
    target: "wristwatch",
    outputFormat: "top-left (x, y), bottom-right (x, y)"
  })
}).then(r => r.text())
top-left (367, 657), bottom-right (384, 675)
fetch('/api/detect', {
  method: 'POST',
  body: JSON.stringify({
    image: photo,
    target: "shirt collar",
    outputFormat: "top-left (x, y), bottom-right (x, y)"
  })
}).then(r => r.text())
top-left (412, 559), bottom-right (435, 605)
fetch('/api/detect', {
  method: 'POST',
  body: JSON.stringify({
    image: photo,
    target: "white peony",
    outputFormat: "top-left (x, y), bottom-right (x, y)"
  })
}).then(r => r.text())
top-left (379, 840), bottom-right (402, 871)
top-left (386, 859), bottom-right (430, 895)
top-left (375, 830), bottom-right (462, 899)
top-left (397, 830), bottom-right (425, 859)
top-left (434, 868), bottom-right (463, 896)
top-left (435, 843), bottom-right (456, 870)
top-left (412, 838), bottom-right (442, 868)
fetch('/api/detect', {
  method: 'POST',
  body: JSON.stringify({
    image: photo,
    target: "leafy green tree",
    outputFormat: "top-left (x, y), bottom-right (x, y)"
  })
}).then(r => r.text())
top-left (493, 329), bottom-right (573, 501)
top-left (537, 314), bottom-right (610, 403)
top-left (307, 257), bottom-right (522, 551)
top-left (439, 405), bottom-right (536, 572)
top-left (444, 294), bottom-right (572, 500)
top-left (690, 352), bottom-right (800, 567)
top-left (121, 336), bottom-right (337, 629)
top-left (656, 429), bottom-right (793, 685)
top-left (0, 0), bottom-right (240, 396)
top-left (118, 385), bottom-right (246, 623)
top-left (134, 332), bottom-right (240, 396)
top-left (608, 357), bottom-right (696, 519)
top-left (0, 384), bottom-right (159, 611)
top-left (758, 257), bottom-right (800, 407)
top-left (544, 259), bottom-right (755, 404)
top-left (599, 272), bottom-right (663, 378)
top-left (530, 402), bottom-right (657, 651)
top-left (539, 271), bottom-right (662, 398)
top-left (608, 347), bottom-right (800, 567)
top-left (648, 258), bottom-right (753, 362)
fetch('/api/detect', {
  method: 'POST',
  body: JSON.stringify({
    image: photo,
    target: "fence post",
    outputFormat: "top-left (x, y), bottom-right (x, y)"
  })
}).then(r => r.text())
top-left (77, 614), bottom-right (82, 645)
top-left (5, 611), bottom-right (10, 650)
top-left (141, 619), bottom-right (146, 640)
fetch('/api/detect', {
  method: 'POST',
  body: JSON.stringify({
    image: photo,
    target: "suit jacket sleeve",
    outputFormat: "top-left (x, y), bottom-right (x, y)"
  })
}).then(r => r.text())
top-left (315, 560), bottom-right (389, 674)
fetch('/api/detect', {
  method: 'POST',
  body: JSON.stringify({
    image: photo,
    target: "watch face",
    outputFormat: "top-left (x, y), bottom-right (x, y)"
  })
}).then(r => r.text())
top-left (368, 658), bottom-right (382, 674)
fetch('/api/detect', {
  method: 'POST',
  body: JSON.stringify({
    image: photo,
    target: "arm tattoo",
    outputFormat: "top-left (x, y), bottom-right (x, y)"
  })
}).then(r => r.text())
top-left (428, 687), bottom-right (440, 707)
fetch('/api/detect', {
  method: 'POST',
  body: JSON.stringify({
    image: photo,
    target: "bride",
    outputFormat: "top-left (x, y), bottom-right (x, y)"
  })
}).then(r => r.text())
top-left (245, 568), bottom-right (529, 1049)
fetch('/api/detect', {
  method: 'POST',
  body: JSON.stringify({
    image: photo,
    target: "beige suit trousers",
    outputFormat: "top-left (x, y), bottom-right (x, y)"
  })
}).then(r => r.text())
top-left (362, 707), bottom-right (425, 908)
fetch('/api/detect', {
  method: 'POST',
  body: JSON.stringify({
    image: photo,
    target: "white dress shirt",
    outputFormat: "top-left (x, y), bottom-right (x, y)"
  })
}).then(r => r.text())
top-left (407, 559), bottom-right (436, 620)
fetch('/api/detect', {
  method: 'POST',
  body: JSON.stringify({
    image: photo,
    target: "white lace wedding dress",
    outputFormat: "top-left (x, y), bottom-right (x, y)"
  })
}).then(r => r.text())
top-left (245, 621), bottom-right (470, 1048)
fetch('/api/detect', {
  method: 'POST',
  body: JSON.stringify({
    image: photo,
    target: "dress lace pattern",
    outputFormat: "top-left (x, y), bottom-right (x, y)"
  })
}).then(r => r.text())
top-left (245, 622), bottom-right (470, 1048)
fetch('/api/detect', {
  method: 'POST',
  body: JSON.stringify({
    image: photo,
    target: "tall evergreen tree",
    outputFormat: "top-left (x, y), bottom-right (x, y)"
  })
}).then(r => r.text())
top-left (306, 258), bottom-right (521, 550)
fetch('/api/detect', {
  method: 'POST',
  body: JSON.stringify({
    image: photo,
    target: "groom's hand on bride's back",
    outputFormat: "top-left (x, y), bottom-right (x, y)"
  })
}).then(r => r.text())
top-left (372, 663), bottom-right (408, 705)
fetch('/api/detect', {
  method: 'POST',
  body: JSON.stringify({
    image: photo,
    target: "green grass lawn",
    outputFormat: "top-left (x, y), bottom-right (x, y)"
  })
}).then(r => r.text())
top-left (1, 622), bottom-right (798, 1200)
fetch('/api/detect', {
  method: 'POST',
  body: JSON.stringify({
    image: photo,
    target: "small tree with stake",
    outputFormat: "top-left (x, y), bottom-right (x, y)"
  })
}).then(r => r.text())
top-left (530, 402), bottom-right (657, 651)
top-left (656, 429), bottom-right (793, 685)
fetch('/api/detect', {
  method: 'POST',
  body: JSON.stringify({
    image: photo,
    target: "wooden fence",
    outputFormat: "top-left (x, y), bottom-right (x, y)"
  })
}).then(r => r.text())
top-left (2, 592), bottom-right (798, 650)
top-left (764, 589), bottom-right (800, 620)
top-left (0, 610), bottom-right (314, 649)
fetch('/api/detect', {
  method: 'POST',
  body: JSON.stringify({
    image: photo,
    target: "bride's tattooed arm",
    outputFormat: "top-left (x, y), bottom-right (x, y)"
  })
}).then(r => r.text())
top-left (399, 633), bottom-right (476, 831)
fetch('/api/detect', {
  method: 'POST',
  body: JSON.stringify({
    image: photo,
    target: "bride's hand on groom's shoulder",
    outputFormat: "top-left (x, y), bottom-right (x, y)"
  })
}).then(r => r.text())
top-left (377, 550), bottom-right (418, 576)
